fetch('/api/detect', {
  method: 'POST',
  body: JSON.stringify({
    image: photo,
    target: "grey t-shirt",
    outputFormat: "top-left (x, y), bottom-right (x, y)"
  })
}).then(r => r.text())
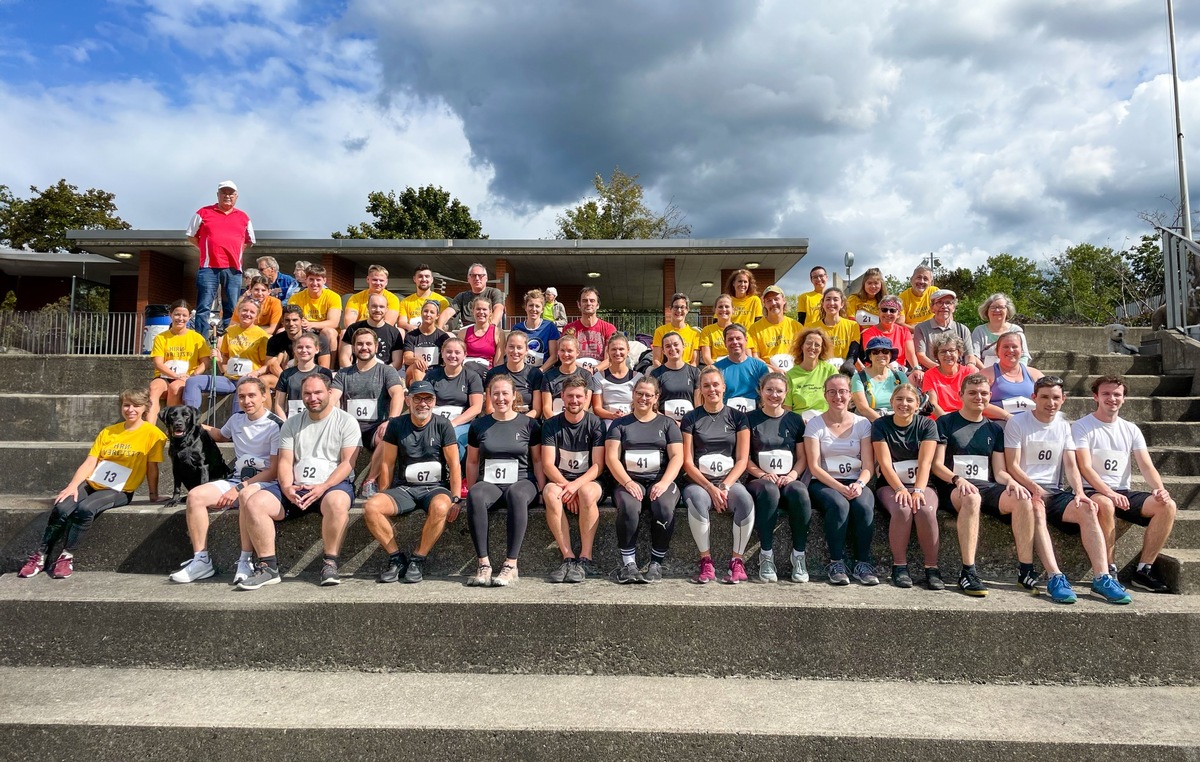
top-left (451, 286), bottom-right (505, 324)
top-left (334, 361), bottom-right (404, 427)
top-left (913, 319), bottom-right (978, 361)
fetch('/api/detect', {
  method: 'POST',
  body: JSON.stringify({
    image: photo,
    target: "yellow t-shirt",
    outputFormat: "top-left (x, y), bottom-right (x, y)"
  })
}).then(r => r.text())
top-left (749, 316), bottom-right (803, 364)
top-left (219, 324), bottom-right (269, 379)
top-left (398, 291), bottom-right (450, 325)
top-left (288, 289), bottom-right (341, 323)
top-left (150, 329), bottom-right (211, 378)
top-left (698, 323), bottom-right (729, 361)
top-left (899, 287), bottom-right (936, 325)
top-left (652, 323), bottom-right (701, 364)
top-left (343, 289), bottom-right (401, 320)
top-left (85, 421), bottom-right (166, 492)
top-left (845, 294), bottom-right (879, 324)
top-left (818, 318), bottom-right (861, 360)
top-left (729, 295), bottom-right (763, 329)
top-left (797, 290), bottom-right (824, 328)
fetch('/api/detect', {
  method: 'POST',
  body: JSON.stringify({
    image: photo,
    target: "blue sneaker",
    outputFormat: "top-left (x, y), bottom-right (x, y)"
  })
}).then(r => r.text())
top-left (1046, 573), bottom-right (1077, 604)
top-left (1091, 574), bottom-right (1132, 605)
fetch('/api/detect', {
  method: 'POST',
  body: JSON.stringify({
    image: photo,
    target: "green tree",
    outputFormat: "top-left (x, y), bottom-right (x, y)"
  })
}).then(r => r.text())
top-left (1042, 243), bottom-right (1129, 324)
top-left (333, 185), bottom-right (486, 239)
top-left (971, 253), bottom-right (1048, 322)
top-left (0, 180), bottom-right (130, 253)
top-left (555, 167), bottom-right (691, 240)
top-left (1121, 234), bottom-right (1164, 323)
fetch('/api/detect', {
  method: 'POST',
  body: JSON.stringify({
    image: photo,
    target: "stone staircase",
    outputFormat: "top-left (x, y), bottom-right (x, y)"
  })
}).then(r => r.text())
top-left (0, 325), bottom-right (1198, 757)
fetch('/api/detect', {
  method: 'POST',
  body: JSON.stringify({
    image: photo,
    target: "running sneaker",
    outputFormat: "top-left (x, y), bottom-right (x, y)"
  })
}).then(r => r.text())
top-left (467, 563), bottom-right (492, 587)
top-left (724, 557), bottom-right (748, 584)
top-left (378, 556), bottom-right (404, 584)
top-left (891, 565), bottom-right (913, 589)
top-left (492, 563), bottom-right (519, 587)
top-left (17, 550), bottom-right (46, 579)
top-left (236, 562), bottom-right (280, 590)
top-left (1131, 566), bottom-right (1170, 594)
top-left (616, 562), bottom-right (646, 584)
top-left (549, 560), bottom-right (573, 583)
top-left (758, 556), bottom-right (778, 583)
top-left (359, 480), bottom-right (378, 499)
top-left (957, 568), bottom-right (988, 597)
top-left (49, 552), bottom-right (74, 579)
top-left (693, 556), bottom-right (716, 584)
top-left (790, 552), bottom-right (809, 583)
top-left (1046, 573), bottom-right (1077, 604)
top-left (851, 561), bottom-right (879, 586)
top-left (827, 560), bottom-right (850, 586)
top-left (1017, 566), bottom-right (1041, 594)
top-left (644, 561), bottom-right (663, 583)
top-left (404, 556), bottom-right (426, 584)
top-left (234, 557), bottom-right (254, 585)
top-left (577, 557), bottom-right (600, 578)
top-left (319, 559), bottom-right (341, 586)
top-left (925, 567), bottom-right (945, 591)
top-left (1091, 574), bottom-right (1132, 605)
top-left (170, 556), bottom-right (216, 583)
top-left (565, 559), bottom-right (586, 583)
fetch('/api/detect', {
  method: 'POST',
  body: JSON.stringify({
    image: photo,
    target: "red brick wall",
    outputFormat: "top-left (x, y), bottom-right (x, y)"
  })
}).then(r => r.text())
top-left (322, 253), bottom-right (355, 298)
top-left (109, 275), bottom-right (139, 312)
top-left (663, 258), bottom-right (676, 309)
top-left (138, 250), bottom-right (188, 314)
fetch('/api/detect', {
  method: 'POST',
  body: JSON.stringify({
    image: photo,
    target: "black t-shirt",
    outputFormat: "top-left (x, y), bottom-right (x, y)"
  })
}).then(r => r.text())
top-left (402, 328), bottom-right (451, 366)
top-left (606, 413), bottom-right (682, 484)
top-left (650, 363), bottom-right (700, 402)
top-left (540, 411), bottom-right (606, 478)
top-left (485, 363), bottom-right (544, 413)
top-left (936, 412), bottom-right (1004, 486)
top-left (341, 320), bottom-right (402, 363)
top-left (681, 405), bottom-right (749, 484)
top-left (747, 409), bottom-right (805, 460)
top-left (267, 330), bottom-right (330, 361)
top-left (540, 366), bottom-right (600, 397)
top-left (424, 366), bottom-right (484, 409)
top-left (276, 366), bottom-right (333, 409)
top-left (871, 414), bottom-right (941, 462)
top-left (382, 414), bottom-right (457, 488)
top-left (468, 414), bottom-right (541, 481)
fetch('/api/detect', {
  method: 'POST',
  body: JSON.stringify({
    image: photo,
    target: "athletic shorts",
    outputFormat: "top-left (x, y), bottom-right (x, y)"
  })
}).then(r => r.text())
top-left (381, 484), bottom-right (451, 515)
top-left (1084, 488), bottom-right (1154, 527)
top-left (937, 479), bottom-right (1009, 521)
top-left (279, 479), bottom-right (356, 520)
top-left (360, 419), bottom-right (387, 450)
top-left (1042, 488), bottom-right (1081, 534)
top-left (203, 478), bottom-right (242, 494)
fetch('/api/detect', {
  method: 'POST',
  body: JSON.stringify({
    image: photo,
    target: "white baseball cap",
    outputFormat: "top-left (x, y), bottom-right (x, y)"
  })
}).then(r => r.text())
top-left (217, 180), bottom-right (238, 192)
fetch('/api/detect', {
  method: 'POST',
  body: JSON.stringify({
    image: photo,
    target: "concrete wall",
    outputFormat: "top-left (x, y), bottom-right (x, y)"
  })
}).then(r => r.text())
top-left (1158, 329), bottom-right (1200, 394)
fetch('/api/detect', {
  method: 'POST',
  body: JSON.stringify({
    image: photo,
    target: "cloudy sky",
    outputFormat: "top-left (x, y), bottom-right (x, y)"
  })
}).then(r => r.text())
top-left (2, 0), bottom-right (1197, 291)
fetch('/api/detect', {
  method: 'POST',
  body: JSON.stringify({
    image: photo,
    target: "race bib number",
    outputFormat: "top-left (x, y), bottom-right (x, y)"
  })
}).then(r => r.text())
top-left (404, 460), bottom-right (442, 485)
top-left (758, 449), bottom-right (793, 475)
top-left (825, 455), bottom-right (862, 477)
top-left (287, 399), bottom-right (306, 418)
top-left (893, 458), bottom-right (919, 486)
top-left (165, 360), bottom-right (190, 377)
top-left (663, 399), bottom-right (694, 422)
top-left (527, 350), bottom-right (545, 366)
top-left (552, 398), bottom-right (565, 415)
top-left (349, 398), bottom-right (378, 421)
top-left (227, 357), bottom-right (254, 378)
top-left (1001, 396), bottom-right (1034, 413)
top-left (608, 403), bottom-right (631, 416)
top-left (417, 346), bottom-right (439, 366)
top-left (236, 454), bottom-right (267, 473)
top-left (827, 357), bottom-right (846, 369)
top-left (625, 449), bottom-right (661, 475)
top-left (855, 309), bottom-right (879, 327)
top-left (577, 357), bottom-right (600, 371)
top-left (983, 355), bottom-right (1000, 368)
top-left (770, 354), bottom-right (794, 371)
top-left (558, 449), bottom-right (589, 475)
top-left (464, 357), bottom-right (491, 372)
top-left (433, 405), bottom-right (464, 420)
top-left (1023, 439), bottom-right (1064, 470)
top-left (698, 453), bottom-right (735, 478)
top-left (727, 396), bottom-right (755, 413)
top-left (88, 460), bottom-right (131, 490)
top-left (1092, 448), bottom-right (1129, 483)
top-left (483, 458), bottom-right (518, 485)
top-left (294, 457), bottom-right (336, 486)
top-left (953, 455), bottom-right (989, 481)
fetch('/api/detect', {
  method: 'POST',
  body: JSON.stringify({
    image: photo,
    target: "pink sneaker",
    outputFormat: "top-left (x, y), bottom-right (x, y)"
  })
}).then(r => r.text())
top-left (724, 557), bottom-right (748, 584)
top-left (693, 556), bottom-right (716, 584)
top-left (49, 552), bottom-right (74, 579)
top-left (18, 551), bottom-right (46, 578)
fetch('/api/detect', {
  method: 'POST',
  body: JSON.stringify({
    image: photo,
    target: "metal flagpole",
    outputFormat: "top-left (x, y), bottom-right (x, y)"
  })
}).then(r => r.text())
top-left (1165, 0), bottom-right (1194, 330)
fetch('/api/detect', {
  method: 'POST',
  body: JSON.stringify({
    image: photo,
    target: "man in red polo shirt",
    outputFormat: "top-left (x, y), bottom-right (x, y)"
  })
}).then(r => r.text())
top-left (187, 180), bottom-right (255, 337)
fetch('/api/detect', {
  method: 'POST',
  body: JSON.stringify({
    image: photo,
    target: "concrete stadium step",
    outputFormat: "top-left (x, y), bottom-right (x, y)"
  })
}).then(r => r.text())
top-left (1166, 512), bottom-right (1200, 547)
top-left (0, 393), bottom-right (230, 443)
top-left (1030, 350), bottom-right (1161, 375)
top-left (1022, 324), bottom-right (1148, 353)
top-left (0, 668), bottom-right (1197, 760)
top-left (1055, 374), bottom-right (1189, 396)
top-left (0, 355), bottom-right (153, 395)
top-left (1139, 422), bottom-right (1200, 446)
top-left (1147, 447), bottom-right (1200, 477)
top-left (0, 573), bottom-right (1197, 684)
top-left (1059, 396), bottom-right (1200, 421)
top-left (1158, 549), bottom-right (1200, 595)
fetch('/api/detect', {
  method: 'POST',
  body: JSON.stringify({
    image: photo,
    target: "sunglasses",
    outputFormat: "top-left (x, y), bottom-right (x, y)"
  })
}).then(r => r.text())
top-left (879, 307), bottom-right (899, 314)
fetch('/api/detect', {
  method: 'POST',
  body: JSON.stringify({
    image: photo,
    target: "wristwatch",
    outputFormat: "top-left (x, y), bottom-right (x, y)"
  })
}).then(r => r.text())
top-left (450, 496), bottom-right (462, 504)
top-left (235, 481), bottom-right (245, 492)
top-left (951, 475), bottom-right (963, 486)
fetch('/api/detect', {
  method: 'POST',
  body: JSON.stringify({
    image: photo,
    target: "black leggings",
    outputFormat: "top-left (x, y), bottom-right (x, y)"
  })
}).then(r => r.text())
top-left (41, 484), bottom-right (132, 552)
top-left (746, 478), bottom-right (812, 553)
top-left (613, 481), bottom-right (680, 562)
top-left (466, 479), bottom-right (538, 559)
top-left (808, 480), bottom-right (875, 563)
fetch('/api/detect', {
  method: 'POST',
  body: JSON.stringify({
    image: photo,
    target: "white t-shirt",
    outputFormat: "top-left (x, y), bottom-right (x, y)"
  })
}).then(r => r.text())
top-left (804, 414), bottom-right (871, 477)
top-left (1004, 411), bottom-right (1073, 491)
top-left (220, 409), bottom-right (284, 473)
top-left (279, 407), bottom-right (362, 481)
top-left (1071, 413), bottom-right (1147, 491)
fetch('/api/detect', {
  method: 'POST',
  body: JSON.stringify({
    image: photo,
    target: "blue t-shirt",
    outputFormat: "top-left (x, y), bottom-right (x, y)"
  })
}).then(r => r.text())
top-left (512, 319), bottom-right (561, 364)
top-left (715, 356), bottom-right (770, 402)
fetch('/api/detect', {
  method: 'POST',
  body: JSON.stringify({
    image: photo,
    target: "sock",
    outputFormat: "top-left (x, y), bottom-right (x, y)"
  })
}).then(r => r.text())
top-left (792, 549), bottom-right (804, 562)
top-left (578, 556), bottom-right (591, 563)
top-left (1138, 562), bottom-right (1152, 573)
top-left (195, 550), bottom-right (210, 562)
top-left (261, 555), bottom-right (277, 570)
top-left (893, 564), bottom-right (906, 572)
top-left (323, 553), bottom-right (338, 564)
top-left (760, 549), bottom-right (773, 562)
top-left (650, 549), bottom-right (667, 563)
top-left (239, 550), bottom-right (253, 562)
top-left (962, 563), bottom-right (976, 573)
top-left (1018, 562), bottom-right (1034, 576)
top-left (621, 552), bottom-right (636, 566)
top-left (389, 551), bottom-right (404, 564)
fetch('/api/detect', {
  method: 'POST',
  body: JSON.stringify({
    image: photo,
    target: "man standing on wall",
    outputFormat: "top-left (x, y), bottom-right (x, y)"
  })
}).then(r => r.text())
top-left (187, 181), bottom-right (255, 336)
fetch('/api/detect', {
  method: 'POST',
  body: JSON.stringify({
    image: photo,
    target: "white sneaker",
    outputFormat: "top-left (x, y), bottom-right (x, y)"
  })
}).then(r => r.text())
top-left (170, 556), bottom-right (216, 583)
top-left (234, 557), bottom-right (254, 584)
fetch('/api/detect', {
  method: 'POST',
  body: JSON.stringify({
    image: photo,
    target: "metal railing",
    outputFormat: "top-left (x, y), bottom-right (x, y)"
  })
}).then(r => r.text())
top-left (1159, 226), bottom-right (1200, 332)
top-left (0, 311), bottom-right (145, 355)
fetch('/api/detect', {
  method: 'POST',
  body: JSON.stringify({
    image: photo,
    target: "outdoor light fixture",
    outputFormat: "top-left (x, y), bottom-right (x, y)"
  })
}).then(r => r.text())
top-left (691, 300), bottom-right (702, 306)
top-left (700, 281), bottom-right (714, 288)
top-left (587, 272), bottom-right (601, 278)
top-left (744, 262), bottom-right (760, 269)
top-left (114, 252), bottom-right (133, 259)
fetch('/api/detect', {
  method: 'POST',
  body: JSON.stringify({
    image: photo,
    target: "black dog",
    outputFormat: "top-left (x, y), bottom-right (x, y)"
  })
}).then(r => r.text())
top-left (160, 405), bottom-right (231, 507)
